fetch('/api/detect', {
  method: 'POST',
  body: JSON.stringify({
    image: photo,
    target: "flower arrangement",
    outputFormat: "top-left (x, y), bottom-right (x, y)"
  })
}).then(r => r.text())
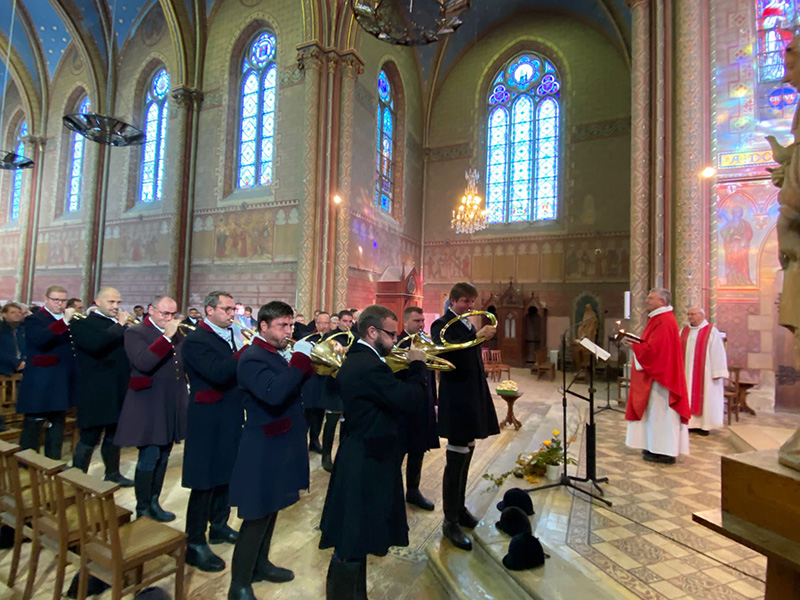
top-left (483, 428), bottom-right (578, 487)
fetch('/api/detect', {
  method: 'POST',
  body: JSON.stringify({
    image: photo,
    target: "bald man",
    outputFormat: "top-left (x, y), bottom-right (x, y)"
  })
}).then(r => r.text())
top-left (70, 287), bottom-right (134, 485)
top-left (680, 308), bottom-right (728, 436)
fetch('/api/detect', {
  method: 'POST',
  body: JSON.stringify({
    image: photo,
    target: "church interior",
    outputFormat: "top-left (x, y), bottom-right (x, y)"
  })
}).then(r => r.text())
top-left (2, 0), bottom-right (800, 598)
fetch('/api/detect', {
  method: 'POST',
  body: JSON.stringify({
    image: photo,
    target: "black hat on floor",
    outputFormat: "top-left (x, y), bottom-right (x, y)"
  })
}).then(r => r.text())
top-left (496, 487), bottom-right (534, 516)
top-left (496, 506), bottom-right (532, 537)
top-left (133, 588), bottom-right (171, 600)
top-left (502, 533), bottom-right (546, 571)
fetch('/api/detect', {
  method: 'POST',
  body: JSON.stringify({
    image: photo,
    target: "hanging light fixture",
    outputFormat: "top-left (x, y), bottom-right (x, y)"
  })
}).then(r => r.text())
top-left (451, 168), bottom-right (487, 234)
top-left (0, 0), bottom-right (34, 170)
top-left (351, 0), bottom-right (471, 46)
top-left (62, 0), bottom-right (144, 147)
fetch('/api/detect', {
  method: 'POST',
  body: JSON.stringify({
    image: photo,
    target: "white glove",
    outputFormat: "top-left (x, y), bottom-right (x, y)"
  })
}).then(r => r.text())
top-left (293, 340), bottom-right (313, 357)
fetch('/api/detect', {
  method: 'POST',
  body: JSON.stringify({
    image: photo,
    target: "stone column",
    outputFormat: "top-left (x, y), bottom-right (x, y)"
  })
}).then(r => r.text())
top-left (628, 0), bottom-right (652, 331)
top-left (673, 0), bottom-right (710, 315)
top-left (334, 51), bottom-right (365, 311)
top-left (167, 87), bottom-right (204, 307)
top-left (15, 136), bottom-right (45, 302)
top-left (296, 43), bottom-right (325, 316)
top-left (79, 139), bottom-right (105, 304)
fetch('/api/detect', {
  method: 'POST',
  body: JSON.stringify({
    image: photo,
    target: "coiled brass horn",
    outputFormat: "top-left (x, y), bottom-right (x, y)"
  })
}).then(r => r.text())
top-left (385, 344), bottom-right (456, 373)
top-left (287, 328), bottom-right (355, 377)
top-left (437, 310), bottom-right (498, 349)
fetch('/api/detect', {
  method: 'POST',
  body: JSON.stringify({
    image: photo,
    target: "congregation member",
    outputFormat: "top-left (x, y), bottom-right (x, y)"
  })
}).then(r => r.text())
top-left (67, 297), bottom-right (84, 314)
top-left (244, 306), bottom-right (257, 328)
top-left (115, 295), bottom-right (188, 521)
top-left (70, 287), bottom-right (134, 486)
top-left (317, 310), bottom-right (353, 471)
top-left (302, 311), bottom-right (332, 455)
top-left (182, 291), bottom-right (244, 573)
top-left (132, 305), bottom-right (145, 322)
top-left (397, 306), bottom-right (439, 511)
top-left (319, 305), bottom-right (428, 598)
top-left (227, 301), bottom-right (315, 600)
top-left (0, 302), bottom-right (26, 376)
top-left (17, 286), bottom-right (77, 459)
top-left (431, 282), bottom-right (498, 551)
top-left (624, 288), bottom-right (691, 464)
top-left (681, 307), bottom-right (729, 436)
top-left (182, 308), bottom-right (201, 327)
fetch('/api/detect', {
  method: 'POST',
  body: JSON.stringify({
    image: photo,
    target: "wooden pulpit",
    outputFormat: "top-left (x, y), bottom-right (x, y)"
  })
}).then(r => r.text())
top-left (375, 265), bottom-right (422, 333)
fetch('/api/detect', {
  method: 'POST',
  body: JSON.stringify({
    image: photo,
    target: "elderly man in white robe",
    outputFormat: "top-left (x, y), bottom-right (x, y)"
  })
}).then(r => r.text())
top-left (680, 308), bottom-right (728, 436)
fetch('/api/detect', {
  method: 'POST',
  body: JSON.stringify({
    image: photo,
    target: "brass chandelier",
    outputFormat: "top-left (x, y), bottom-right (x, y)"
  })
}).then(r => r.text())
top-left (351, 0), bottom-right (470, 46)
top-left (451, 169), bottom-right (487, 234)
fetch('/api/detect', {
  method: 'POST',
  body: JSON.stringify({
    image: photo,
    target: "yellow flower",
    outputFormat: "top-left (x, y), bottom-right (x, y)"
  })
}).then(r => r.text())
top-left (553, 429), bottom-right (560, 437)
top-left (542, 440), bottom-right (551, 446)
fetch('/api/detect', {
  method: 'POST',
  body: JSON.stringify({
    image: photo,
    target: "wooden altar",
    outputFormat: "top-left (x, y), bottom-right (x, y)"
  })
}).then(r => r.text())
top-left (481, 282), bottom-right (547, 368)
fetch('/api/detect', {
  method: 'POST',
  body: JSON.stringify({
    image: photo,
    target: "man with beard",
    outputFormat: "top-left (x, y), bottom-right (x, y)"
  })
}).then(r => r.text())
top-left (319, 305), bottom-right (427, 597)
top-left (70, 287), bottom-right (134, 486)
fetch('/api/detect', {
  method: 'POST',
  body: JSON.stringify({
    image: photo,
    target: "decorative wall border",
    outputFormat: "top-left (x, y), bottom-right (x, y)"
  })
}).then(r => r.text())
top-left (570, 117), bottom-right (631, 142)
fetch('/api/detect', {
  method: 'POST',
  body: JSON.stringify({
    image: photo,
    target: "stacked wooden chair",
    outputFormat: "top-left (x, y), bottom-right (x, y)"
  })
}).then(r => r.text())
top-left (533, 349), bottom-right (556, 381)
top-left (724, 366), bottom-right (742, 425)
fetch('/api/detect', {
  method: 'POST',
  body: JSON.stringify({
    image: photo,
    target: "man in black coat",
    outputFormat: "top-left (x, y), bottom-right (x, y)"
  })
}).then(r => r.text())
top-left (115, 295), bottom-right (188, 522)
top-left (431, 282), bottom-right (498, 552)
top-left (398, 306), bottom-right (440, 511)
top-left (70, 287), bottom-right (134, 487)
top-left (301, 311), bottom-right (331, 455)
top-left (227, 301), bottom-right (315, 600)
top-left (17, 285), bottom-right (78, 459)
top-left (319, 305), bottom-right (427, 598)
top-left (182, 291), bottom-right (245, 573)
top-left (0, 302), bottom-right (26, 376)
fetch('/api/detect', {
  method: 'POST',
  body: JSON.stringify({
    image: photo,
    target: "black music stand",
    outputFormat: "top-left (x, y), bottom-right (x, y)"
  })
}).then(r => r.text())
top-left (595, 335), bottom-right (625, 415)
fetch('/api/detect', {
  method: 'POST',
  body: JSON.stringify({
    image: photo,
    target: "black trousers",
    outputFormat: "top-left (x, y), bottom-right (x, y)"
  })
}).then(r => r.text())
top-left (20, 411), bottom-right (66, 459)
top-left (186, 485), bottom-right (232, 545)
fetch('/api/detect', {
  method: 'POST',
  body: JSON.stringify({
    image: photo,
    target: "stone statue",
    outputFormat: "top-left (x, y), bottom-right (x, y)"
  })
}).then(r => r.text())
top-left (767, 35), bottom-right (800, 472)
top-left (572, 303), bottom-right (599, 373)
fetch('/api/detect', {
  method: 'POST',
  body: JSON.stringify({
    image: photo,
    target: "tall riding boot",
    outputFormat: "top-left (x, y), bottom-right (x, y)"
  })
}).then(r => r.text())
top-left (19, 416), bottom-right (44, 453)
top-left (100, 440), bottom-right (134, 487)
top-left (134, 469), bottom-right (156, 519)
top-left (326, 556), bottom-right (361, 600)
top-left (307, 409), bottom-right (324, 453)
top-left (441, 450), bottom-right (471, 551)
top-left (355, 558), bottom-right (369, 600)
top-left (405, 453), bottom-right (434, 511)
top-left (253, 512), bottom-right (293, 583)
top-left (149, 454), bottom-right (175, 522)
top-left (71, 441), bottom-right (94, 473)
top-left (458, 446), bottom-right (479, 529)
top-left (186, 489), bottom-right (225, 572)
top-left (209, 485), bottom-right (238, 544)
top-left (229, 517), bottom-right (269, 600)
top-left (44, 413), bottom-right (65, 460)
top-left (321, 413), bottom-right (338, 473)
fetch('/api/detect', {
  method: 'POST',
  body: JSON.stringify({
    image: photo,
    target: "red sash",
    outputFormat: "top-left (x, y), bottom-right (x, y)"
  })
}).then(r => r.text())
top-left (680, 324), bottom-right (711, 416)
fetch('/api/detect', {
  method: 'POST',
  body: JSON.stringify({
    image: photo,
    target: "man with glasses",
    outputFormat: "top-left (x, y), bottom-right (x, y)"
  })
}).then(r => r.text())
top-left (181, 291), bottom-right (245, 572)
top-left (17, 286), bottom-right (77, 459)
top-left (319, 305), bottom-right (428, 596)
top-left (115, 295), bottom-right (188, 522)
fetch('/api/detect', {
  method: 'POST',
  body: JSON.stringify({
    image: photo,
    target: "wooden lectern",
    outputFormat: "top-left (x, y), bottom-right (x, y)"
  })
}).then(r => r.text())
top-left (694, 450), bottom-right (800, 599)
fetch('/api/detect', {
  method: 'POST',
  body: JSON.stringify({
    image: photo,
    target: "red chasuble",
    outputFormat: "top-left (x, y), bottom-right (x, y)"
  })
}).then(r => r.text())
top-left (625, 310), bottom-right (691, 424)
top-left (680, 324), bottom-right (712, 416)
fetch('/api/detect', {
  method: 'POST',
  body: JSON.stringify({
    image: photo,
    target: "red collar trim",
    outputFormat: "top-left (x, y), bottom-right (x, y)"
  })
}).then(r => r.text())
top-left (143, 315), bottom-right (154, 328)
top-left (198, 321), bottom-right (214, 333)
top-left (251, 336), bottom-right (278, 354)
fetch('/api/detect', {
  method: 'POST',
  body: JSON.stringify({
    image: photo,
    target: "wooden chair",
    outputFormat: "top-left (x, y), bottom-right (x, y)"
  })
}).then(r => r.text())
top-left (724, 366), bottom-right (741, 425)
top-left (16, 452), bottom-right (132, 600)
top-left (532, 350), bottom-right (555, 381)
top-left (481, 348), bottom-right (500, 381)
top-left (0, 439), bottom-right (34, 587)
top-left (59, 468), bottom-right (186, 600)
top-left (0, 374), bottom-right (23, 442)
top-left (488, 350), bottom-right (511, 381)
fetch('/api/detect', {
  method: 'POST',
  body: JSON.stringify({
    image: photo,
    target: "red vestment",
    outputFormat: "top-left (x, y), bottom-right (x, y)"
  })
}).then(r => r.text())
top-left (625, 310), bottom-right (691, 424)
top-left (680, 324), bottom-right (712, 416)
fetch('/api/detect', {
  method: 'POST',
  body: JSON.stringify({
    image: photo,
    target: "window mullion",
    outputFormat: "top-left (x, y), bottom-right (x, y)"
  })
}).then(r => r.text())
top-left (504, 102), bottom-right (512, 222)
top-left (530, 96), bottom-right (537, 221)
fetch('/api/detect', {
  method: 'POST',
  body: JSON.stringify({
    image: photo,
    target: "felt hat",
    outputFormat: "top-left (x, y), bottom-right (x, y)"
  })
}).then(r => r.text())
top-left (502, 533), bottom-right (546, 571)
top-left (495, 506), bottom-right (532, 537)
top-left (496, 487), bottom-right (534, 516)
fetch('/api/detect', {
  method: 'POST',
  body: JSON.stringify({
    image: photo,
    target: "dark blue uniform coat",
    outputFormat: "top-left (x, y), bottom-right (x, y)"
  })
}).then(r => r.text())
top-left (17, 310), bottom-right (76, 414)
top-left (115, 317), bottom-right (188, 447)
top-left (431, 311), bottom-right (499, 443)
top-left (300, 331), bottom-right (342, 412)
top-left (181, 321), bottom-right (245, 490)
top-left (319, 342), bottom-right (427, 559)
top-left (0, 322), bottom-right (25, 376)
top-left (397, 330), bottom-right (440, 454)
top-left (230, 337), bottom-right (315, 520)
top-left (70, 312), bottom-right (130, 428)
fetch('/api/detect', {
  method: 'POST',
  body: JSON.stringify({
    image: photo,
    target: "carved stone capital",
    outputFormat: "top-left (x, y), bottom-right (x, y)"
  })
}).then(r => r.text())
top-left (297, 42), bottom-right (326, 71)
top-left (171, 87), bottom-right (204, 109)
top-left (338, 50), bottom-right (365, 79)
top-left (23, 136), bottom-right (46, 148)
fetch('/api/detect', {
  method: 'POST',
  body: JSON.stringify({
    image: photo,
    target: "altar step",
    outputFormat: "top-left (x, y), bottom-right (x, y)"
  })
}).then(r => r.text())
top-left (729, 423), bottom-right (794, 453)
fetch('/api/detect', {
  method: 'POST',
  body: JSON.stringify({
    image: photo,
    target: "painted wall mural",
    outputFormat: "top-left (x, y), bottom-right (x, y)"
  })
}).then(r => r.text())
top-left (35, 226), bottom-right (86, 268)
top-left (0, 231), bottom-right (20, 271)
top-left (103, 218), bottom-right (172, 266)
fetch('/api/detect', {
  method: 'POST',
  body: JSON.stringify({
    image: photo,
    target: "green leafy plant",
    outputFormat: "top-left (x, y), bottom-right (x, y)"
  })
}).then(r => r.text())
top-left (482, 428), bottom-right (578, 487)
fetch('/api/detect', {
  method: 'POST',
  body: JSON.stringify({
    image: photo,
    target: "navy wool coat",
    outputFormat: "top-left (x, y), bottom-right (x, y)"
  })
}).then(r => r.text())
top-left (397, 331), bottom-right (440, 455)
top-left (71, 312), bottom-right (130, 428)
top-left (431, 312), bottom-right (499, 443)
top-left (114, 317), bottom-right (188, 447)
top-left (229, 337), bottom-right (315, 520)
top-left (0, 321), bottom-right (25, 376)
top-left (17, 311), bottom-right (76, 414)
top-left (319, 342), bottom-right (427, 559)
top-left (181, 322), bottom-right (245, 490)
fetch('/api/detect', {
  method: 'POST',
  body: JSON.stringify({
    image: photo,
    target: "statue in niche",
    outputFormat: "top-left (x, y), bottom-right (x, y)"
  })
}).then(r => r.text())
top-left (719, 205), bottom-right (754, 286)
top-left (572, 303), bottom-right (598, 374)
top-left (765, 34), bottom-right (800, 471)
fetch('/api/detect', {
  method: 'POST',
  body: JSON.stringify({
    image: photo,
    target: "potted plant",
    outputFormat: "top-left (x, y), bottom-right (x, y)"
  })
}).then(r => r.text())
top-left (483, 429), bottom-right (577, 487)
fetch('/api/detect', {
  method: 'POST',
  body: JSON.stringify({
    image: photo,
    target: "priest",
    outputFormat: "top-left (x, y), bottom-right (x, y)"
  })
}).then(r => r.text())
top-left (623, 288), bottom-right (690, 464)
top-left (680, 308), bottom-right (728, 436)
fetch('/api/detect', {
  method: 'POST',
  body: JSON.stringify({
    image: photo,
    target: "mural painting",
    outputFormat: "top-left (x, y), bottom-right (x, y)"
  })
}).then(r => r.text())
top-left (103, 218), bottom-right (171, 266)
top-left (35, 227), bottom-right (86, 268)
top-left (0, 232), bottom-right (21, 271)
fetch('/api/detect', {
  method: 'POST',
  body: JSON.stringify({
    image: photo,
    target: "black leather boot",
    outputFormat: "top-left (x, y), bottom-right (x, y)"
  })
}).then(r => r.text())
top-left (209, 485), bottom-right (238, 544)
top-left (229, 518), bottom-right (266, 600)
top-left (134, 469), bottom-right (155, 519)
top-left (149, 454), bottom-right (175, 522)
top-left (187, 542), bottom-right (225, 572)
top-left (71, 441), bottom-right (94, 473)
top-left (458, 446), bottom-right (479, 529)
top-left (326, 557), bottom-right (360, 600)
top-left (19, 416), bottom-right (44, 453)
top-left (253, 512), bottom-right (293, 583)
top-left (307, 408), bottom-right (324, 453)
top-left (405, 452), bottom-right (434, 511)
top-left (442, 450), bottom-right (472, 551)
top-left (321, 412), bottom-right (339, 473)
top-left (355, 558), bottom-right (369, 600)
top-left (101, 442), bottom-right (134, 487)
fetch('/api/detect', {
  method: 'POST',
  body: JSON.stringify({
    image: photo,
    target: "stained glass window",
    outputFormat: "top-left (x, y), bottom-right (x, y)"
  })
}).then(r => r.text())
top-left (67, 97), bottom-right (90, 213)
top-left (238, 31), bottom-right (277, 189)
top-left (485, 53), bottom-right (560, 223)
top-left (375, 69), bottom-right (394, 213)
top-left (9, 120), bottom-right (27, 221)
top-left (755, 1), bottom-right (800, 120)
top-left (140, 68), bottom-right (170, 203)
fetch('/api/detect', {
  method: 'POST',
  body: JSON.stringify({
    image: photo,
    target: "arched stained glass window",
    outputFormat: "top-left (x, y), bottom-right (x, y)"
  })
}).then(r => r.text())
top-left (67, 97), bottom-right (90, 213)
top-left (238, 31), bottom-right (277, 189)
top-left (485, 53), bottom-right (561, 223)
top-left (9, 120), bottom-right (27, 221)
top-left (140, 69), bottom-right (170, 203)
top-left (755, 1), bottom-right (799, 120)
top-left (375, 69), bottom-right (394, 213)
